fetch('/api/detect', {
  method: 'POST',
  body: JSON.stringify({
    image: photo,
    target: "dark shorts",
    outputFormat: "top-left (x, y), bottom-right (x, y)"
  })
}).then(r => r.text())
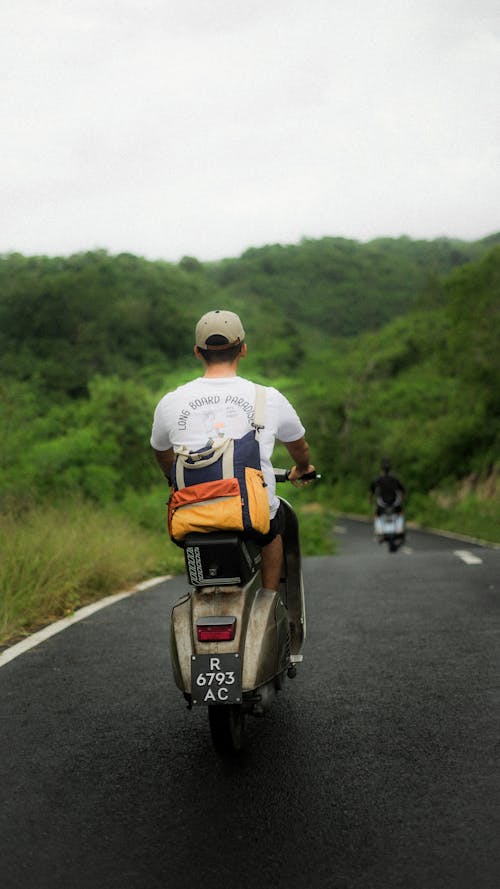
top-left (248, 500), bottom-right (286, 546)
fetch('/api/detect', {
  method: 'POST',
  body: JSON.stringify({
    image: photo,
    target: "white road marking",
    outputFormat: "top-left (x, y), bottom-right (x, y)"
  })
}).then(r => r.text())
top-left (334, 525), bottom-right (347, 533)
top-left (454, 550), bottom-right (483, 565)
top-left (402, 546), bottom-right (413, 554)
top-left (0, 575), bottom-right (171, 668)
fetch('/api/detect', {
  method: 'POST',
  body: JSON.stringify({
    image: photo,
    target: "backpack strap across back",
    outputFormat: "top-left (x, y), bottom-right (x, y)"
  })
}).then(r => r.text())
top-left (251, 384), bottom-right (266, 440)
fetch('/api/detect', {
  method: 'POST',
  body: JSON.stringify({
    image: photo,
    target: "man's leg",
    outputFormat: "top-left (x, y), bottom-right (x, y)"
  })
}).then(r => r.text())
top-left (261, 533), bottom-right (283, 592)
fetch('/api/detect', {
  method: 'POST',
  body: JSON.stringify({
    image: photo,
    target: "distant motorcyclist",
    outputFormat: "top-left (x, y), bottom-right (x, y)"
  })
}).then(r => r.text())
top-left (370, 458), bottom-right (406, 516)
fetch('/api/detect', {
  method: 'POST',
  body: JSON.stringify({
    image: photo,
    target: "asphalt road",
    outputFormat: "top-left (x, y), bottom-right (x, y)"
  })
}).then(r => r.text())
top-left (1, 519), bottom-right (499, 889)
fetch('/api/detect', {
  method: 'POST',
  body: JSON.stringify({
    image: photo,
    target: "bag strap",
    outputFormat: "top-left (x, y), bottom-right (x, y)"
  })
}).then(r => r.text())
top-left (175, 437), bottom-right (233, 490)
top-left (174, 437), bottom-right (231, 463)
top-left (252, 384), bottom-right (266, 440)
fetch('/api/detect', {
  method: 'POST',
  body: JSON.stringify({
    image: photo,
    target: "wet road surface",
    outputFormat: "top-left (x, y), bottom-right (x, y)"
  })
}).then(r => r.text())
top-left (1, 519), bottom-right (499, 888)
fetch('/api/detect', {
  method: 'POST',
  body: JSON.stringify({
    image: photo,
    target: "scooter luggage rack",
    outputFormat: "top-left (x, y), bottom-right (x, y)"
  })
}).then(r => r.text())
top-left (183, 532), bottom-right (261, 588)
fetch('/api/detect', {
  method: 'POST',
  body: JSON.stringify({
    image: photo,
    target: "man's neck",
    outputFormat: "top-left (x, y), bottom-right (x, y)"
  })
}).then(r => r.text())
top-left (203, 363), bottom-right (239, 378)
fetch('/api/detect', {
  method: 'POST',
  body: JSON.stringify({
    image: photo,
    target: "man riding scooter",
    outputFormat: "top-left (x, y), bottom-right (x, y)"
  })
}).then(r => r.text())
top-left (369, 458), bottom-right (406, 544)
top-left (150, 310), bottom-right (317, 751)
top-left (150, 309), bottom-right (316, 592)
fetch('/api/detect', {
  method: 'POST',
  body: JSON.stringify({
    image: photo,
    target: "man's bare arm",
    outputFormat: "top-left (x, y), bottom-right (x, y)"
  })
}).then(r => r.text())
top-left (284, 437), bottom-right (315, 484)
top-left (152, 447), bottom-right (174, 480)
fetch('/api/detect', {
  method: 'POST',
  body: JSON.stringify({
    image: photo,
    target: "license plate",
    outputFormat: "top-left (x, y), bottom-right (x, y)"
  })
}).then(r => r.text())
top-left (191, 653), bottom-right (242, 705)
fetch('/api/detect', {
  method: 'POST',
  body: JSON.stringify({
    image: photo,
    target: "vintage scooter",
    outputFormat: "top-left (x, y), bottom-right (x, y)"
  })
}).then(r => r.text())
top-left (374, 495), bottom-right (406, 552)
top-left (169, 469), bottom-right (316, 753)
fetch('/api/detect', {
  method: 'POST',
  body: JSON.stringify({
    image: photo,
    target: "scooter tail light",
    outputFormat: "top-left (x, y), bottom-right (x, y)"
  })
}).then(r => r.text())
top-left (196, 616), bottom-right (236, 642)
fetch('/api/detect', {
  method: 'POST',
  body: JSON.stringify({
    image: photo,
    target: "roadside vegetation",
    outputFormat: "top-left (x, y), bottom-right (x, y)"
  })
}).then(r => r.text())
top-left (1, 234), bottom-right (499, 645)
top-left (0, 501), bottom-right (185, 645)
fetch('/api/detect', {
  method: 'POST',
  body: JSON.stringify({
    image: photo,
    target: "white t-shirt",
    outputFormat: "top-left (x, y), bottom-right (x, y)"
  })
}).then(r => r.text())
top-left (150, 376), bottom-right (305, 518)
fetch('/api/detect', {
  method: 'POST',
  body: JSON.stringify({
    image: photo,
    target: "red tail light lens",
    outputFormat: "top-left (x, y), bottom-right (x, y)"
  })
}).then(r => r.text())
top-left (197, 616), bottom-right (236, 642)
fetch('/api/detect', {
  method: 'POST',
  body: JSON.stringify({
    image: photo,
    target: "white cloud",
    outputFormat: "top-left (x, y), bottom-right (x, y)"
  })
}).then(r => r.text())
top-left (1, 0), bottom-right (499, 260)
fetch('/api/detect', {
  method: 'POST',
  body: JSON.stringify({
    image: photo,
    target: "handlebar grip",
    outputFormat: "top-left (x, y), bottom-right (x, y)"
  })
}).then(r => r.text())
top-left (274, 469), bottom-right (321, 483)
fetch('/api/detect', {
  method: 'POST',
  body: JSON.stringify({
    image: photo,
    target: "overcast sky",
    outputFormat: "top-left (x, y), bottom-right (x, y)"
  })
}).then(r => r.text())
top-left (2, 0), bottom-right (499, 262)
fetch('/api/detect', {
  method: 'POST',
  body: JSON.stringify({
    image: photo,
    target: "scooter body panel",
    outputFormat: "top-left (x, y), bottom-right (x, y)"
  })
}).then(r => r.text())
top-left (170, 571), bottom-right (289, 696)
top-left (242, 588), bottom-right (289, 689)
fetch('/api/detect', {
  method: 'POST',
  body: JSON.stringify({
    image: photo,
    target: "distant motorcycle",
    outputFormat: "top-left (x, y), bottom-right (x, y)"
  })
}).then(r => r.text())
top-left (374, 495), bottom-right (405, 552)
top-left (169, 469), bottom-right (317, 753)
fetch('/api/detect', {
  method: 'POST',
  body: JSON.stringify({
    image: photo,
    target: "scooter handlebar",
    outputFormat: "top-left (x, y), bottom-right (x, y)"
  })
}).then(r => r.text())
top-left (274, 468), bottom-right (321, 483)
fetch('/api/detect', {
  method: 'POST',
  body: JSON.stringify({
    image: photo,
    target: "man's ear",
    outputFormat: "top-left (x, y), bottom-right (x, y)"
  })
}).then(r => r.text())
top-left (240, 343), bottom-right (248, 358)
top-left (194, 345), bottom-right (202, 360)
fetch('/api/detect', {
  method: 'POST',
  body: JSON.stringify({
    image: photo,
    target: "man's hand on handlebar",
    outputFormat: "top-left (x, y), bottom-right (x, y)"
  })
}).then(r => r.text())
top-left (288, 464), bottom-right (318, 487)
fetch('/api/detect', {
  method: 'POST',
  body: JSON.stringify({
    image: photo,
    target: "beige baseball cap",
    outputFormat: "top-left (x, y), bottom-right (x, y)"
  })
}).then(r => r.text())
top-left (195, 310), bottom-right (246, 350)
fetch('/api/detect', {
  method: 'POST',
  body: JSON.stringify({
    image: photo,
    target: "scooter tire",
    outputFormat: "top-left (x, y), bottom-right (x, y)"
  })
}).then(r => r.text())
top-left (208, 704), bottom-right (245, 754)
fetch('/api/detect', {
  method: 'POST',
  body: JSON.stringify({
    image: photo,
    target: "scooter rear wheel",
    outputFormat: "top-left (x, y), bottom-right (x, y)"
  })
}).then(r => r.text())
top-left (208, 704), bottom-right (245, 754)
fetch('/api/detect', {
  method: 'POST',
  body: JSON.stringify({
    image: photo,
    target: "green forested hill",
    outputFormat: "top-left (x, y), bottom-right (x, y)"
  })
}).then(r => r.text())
top-left (0, 251), bottom-right (205, 396)
top-left (1, 234), bottom-right (498, 395)
top-left (205, 234), bottom-right (499, 336)
top-left (1, 235), bottom-right (499, 642)
top-left (299, 245), bottom-right (500, 495)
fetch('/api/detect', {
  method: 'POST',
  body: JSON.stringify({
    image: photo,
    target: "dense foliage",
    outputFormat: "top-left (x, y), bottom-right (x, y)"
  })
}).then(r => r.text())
top-left (0, 234), bottom-right (499, 543)
top-left (303, 245), bottom-right (500, 499)
top-left (206, 235), bottom-right (491, 337)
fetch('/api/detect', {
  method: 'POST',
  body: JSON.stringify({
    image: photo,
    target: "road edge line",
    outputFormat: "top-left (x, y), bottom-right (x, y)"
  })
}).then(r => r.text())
top-left (0, 575), bottom-right (172, 669)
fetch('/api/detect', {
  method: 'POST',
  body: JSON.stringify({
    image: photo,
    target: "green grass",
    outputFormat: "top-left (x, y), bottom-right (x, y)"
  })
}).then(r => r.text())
top-left (0, 500), bottom-right (184, 646)
top-left (408, 492), bottom-right (500, 544)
